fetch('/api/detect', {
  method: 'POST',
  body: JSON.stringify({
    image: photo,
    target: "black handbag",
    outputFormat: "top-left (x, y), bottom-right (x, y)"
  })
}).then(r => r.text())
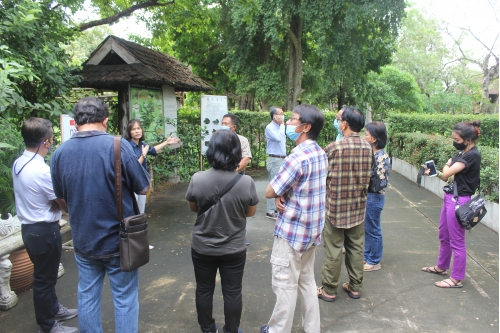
top-left (453, 180), bottom-right (487, 230)
top-left (114, 136), bottom-right (150, 272)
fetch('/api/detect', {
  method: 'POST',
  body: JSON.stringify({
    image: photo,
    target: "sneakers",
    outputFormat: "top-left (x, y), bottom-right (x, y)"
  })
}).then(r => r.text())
top-left (38, 321), bottom-right (78, 333)
top-left (246, 238), bottom-right (250, 246)
top-left (364, 263), bottom-right (381, 271)
top-left (265, 212), bottom-right (278, 220)
top-left (259, 325), bottom-right (269, 333)
top-left (54, 303), bottom-right (78, 321)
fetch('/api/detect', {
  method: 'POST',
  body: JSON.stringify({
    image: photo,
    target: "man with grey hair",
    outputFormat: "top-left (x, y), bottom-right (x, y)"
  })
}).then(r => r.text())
top-left (265, 106), bottom-right (286, 220)
top-left (13, 117), bottom-right (78, 333)
top-left (51, 97), bottom-right (150, 332)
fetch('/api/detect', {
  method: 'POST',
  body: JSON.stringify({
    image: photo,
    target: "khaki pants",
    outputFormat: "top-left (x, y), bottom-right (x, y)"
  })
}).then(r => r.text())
top-left (321, 219), bottom-right (364, 295)
top-left (268, 237), bottom-right (320, 333)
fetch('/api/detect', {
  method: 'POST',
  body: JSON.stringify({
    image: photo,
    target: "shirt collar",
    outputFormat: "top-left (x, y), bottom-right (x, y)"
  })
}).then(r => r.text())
top-left (22, 150), bottom-right (44, 162)
top-left (73, 130), bottom-right (108, 138)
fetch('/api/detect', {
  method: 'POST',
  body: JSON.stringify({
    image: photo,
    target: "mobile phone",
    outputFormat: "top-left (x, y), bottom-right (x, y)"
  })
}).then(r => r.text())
top-left (425, 160), bottom-right (437, 177)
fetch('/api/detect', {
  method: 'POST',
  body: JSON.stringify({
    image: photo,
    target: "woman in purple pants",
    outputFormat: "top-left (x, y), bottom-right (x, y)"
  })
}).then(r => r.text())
top-left (421, 121), bottom-right (482, 288)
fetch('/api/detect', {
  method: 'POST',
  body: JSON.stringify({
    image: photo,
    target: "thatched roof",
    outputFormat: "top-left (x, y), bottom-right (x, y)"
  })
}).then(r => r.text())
top-left (74, 35), bottom-right (213, 92)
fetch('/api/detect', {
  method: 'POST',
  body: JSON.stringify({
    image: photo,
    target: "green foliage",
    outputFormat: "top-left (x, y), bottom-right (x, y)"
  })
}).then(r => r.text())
top-left (392, 6), bottom-right (484, 114)
top-left (309, 0), bottom-right (406, 109)
top-left (0, 0), bottom-right (80, 125)
top-left (361, 66), bottom-right (423, 120)
top-left (0, 118), bottom-right (23, 217)
top-left (387, 113), bottom-right (499, 148)
top-left (144, 0), bottom-right (406, 110)
top-left (389, 132), bottom-right (499, 202)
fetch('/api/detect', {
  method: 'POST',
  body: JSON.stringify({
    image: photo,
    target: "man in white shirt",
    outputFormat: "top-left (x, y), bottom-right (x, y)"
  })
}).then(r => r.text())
top-left (265, 106), bottom-right (286, 220)
top-left (12, 118), bottom-right (78, 333)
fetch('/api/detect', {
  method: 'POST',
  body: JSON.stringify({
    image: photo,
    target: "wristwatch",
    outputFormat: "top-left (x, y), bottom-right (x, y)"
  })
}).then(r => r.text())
top-left (141, 154), bottom-right (147, 158)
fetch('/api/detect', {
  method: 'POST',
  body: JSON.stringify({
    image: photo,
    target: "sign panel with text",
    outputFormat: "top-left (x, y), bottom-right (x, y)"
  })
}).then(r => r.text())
top-left (60, 114), bottom-right (77, 143)
top-left (200, 95), bottom-right (228, 154)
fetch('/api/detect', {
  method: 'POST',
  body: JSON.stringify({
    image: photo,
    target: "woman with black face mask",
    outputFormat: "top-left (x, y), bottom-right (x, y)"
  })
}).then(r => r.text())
top-left (421, 121), bottom-right (482, 289)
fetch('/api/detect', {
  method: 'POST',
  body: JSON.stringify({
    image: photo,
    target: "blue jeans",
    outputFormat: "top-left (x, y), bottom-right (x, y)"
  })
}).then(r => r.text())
top-left (364, 193), bottom-right (386, 265)
top-left (22, 222), bottom-right (62, 333)
top-left (74, 254), bottom-right (139, 333)
top-left (266, 157), bottom-right (284, 213)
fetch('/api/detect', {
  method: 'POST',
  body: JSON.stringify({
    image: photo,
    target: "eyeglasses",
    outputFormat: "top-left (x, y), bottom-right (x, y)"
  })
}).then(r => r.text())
top-left (289, 117), bottom-right (301, 122)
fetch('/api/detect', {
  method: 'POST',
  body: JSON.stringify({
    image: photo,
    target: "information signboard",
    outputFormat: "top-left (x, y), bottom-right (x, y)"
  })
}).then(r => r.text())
top-left (200, 95), bottom-right (228, 154)
top-left (60, 114), bottom-right (77, 143)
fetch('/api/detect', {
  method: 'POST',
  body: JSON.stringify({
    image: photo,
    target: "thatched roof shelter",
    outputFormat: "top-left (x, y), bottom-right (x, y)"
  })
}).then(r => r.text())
top-left (74, 35), bottom-right (213, 91)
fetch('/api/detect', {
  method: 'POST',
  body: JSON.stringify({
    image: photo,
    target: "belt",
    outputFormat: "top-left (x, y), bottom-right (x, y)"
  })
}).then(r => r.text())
top-left (268, 154), bottom-right (286, 158)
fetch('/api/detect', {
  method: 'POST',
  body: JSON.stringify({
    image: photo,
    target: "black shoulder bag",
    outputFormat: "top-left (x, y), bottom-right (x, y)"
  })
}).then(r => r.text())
top-left (453, 180), bottom-right (487, 230)
top-left (114, 136), bottom-right (150, 271)
top-left (197, 174), bottom-right (243, 217)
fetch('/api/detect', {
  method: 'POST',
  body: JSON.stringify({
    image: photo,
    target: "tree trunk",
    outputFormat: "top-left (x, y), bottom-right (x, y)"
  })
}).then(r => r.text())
top-left (285, 13), bottom-right (303, 112)
top-left (480, 53), bottom-right (499, 113)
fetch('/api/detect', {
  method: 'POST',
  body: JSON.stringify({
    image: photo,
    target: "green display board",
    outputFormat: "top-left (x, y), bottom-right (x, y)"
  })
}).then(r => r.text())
top-left (130, 87), bottom-right (164, 142)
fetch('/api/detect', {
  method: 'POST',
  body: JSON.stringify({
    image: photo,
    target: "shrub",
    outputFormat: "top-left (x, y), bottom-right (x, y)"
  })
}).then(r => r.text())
top-left (389, 132), bottom-right (499, 202)
top-left (147, 108), bottom-right (339, 182)
top-left (387, 113), bottom-right (499, 148)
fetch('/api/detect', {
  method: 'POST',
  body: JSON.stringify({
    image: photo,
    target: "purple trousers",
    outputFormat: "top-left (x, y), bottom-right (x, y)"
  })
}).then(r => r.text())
top-left (436, 193), bottom-right (470, 281)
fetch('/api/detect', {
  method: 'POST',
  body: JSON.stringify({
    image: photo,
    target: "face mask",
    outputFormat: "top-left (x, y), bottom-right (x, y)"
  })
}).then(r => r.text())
top-left (47, 142), bottom-right (53, 153)
top-left (281, 115), bottom-right (285, 122)
top-left (220, 126), bottom-right (230, 131)
top-left (453, 141), bottom-right (467, 151)
top-left (286, 125), bottom-right (302, 141)
top-left (333, 119), bottom-right (340, 130)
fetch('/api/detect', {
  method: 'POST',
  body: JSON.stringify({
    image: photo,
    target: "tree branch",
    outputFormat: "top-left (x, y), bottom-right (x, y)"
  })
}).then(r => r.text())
top-left (78, 0), bottom-right (175, 31)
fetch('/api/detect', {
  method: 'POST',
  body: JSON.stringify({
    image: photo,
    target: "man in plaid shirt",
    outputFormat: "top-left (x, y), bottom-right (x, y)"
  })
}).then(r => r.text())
top-left (260, 104), bottom-right (328, 333)
top-left (317, 106), bottom-right (372, 302)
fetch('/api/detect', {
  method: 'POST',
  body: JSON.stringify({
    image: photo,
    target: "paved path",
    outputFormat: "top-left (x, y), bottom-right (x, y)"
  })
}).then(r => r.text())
top-left (1, 170), bottom-right (498, 333)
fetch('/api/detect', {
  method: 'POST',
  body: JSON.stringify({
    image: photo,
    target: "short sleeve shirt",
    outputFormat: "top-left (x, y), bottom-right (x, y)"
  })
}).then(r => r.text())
top-left (127, 140), bottom-right (157, 170)
top-left (186, 169), bottom-right (259, 256)
top-left (451, 146), bottom-right (481, 196)
top-left (237, 134), bottom-right (252, 159)
top-left (12, 151), bottom-right (62, 224)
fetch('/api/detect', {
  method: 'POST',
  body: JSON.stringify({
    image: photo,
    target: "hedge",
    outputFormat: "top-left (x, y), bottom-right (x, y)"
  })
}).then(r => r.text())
top-left (389, 132), bottom-right (499, 203)
top-left (387, 113), bottom-right (499, 148)
top-left (168, 107), bottom-right (338, 170)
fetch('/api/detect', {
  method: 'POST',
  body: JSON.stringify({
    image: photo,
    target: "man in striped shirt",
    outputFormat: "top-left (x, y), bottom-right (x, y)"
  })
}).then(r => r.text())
top-left (317, 106), bottom-right (372, 302)
top-left (260, 104), bottom-right (328, 333)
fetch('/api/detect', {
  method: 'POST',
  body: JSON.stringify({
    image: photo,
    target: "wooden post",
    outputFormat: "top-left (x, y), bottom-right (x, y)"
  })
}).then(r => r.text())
top-left (117, 85), bottom-right (129, 135)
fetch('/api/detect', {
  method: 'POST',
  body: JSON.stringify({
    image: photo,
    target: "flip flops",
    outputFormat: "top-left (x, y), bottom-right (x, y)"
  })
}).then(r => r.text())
top-left (342, 282), bottom-right (360, 299)
top-left (421, 266), bottom-right (447, 275)
top-left (317, 286), bottom-right (336, 302)
top-left (435, 278), bottom-right (463, 288)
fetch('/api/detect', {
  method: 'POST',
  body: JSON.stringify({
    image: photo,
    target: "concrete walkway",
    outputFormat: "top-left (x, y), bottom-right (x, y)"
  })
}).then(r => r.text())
top-left (1, 170), bottom-right (498, 333)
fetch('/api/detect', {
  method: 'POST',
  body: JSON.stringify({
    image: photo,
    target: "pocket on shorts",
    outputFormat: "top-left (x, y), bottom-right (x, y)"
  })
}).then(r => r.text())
top-left (270, 254), bottom-right (290, 282)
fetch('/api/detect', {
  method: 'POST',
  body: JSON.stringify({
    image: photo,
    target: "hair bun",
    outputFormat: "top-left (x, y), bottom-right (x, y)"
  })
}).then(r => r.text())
top-left (471, 120), bottom-right (481, 128)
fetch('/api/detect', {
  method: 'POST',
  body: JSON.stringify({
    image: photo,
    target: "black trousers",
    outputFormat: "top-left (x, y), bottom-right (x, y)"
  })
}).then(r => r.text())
top-left (191, 248), bottom-right (246, 333)
top-left (21, 222), bottom-right (62, 333)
